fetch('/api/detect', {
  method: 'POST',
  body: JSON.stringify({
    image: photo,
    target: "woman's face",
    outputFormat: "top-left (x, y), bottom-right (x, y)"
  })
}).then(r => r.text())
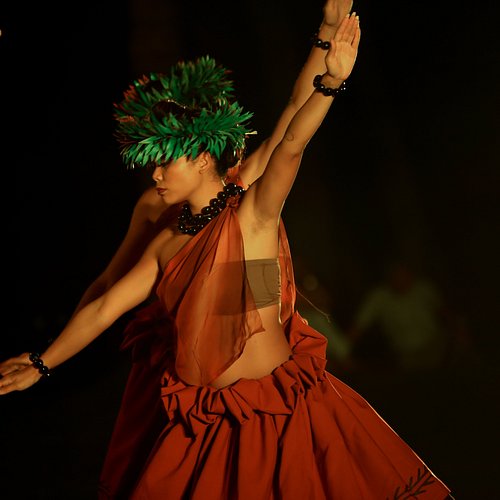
top-left (152, 156), bottom-right (200, 205)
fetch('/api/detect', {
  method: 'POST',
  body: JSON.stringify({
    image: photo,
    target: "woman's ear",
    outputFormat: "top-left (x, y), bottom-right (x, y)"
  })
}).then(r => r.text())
top-left (196, 151), bottom-right (215, 174)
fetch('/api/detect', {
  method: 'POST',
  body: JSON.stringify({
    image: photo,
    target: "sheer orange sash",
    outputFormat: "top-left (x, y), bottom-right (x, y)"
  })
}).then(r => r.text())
top-left (155, 197), bottom-right (296, 386)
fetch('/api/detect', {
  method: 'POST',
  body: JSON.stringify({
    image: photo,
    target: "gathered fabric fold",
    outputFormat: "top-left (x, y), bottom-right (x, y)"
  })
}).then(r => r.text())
top-left (160, 322), bottom-right (328, 435)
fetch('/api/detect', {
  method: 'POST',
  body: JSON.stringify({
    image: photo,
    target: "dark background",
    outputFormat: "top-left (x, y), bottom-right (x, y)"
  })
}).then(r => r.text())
top-left (1, 0), bottom-right (499, 498)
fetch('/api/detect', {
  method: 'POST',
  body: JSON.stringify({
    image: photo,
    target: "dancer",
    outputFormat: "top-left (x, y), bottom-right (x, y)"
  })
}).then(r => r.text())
top-left (61, 0), bottom-right (365, 317)
top-left (0, 6), bottom-right (452, 500)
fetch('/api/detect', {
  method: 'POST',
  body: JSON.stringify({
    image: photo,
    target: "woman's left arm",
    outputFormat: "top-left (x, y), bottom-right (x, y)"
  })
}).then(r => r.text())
top-left (248, 13), bottom-right (361, 221)
top-left (239, 0), bottom-right (355, 188)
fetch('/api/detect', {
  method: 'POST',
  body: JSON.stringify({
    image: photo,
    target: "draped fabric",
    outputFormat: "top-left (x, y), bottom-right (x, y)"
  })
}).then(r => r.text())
top-left (129, 314), bottom-right (451, 500)
top-left (156, 197), bottom-right (263, 386)
top-left (155, 193), bottom-right (295, 386)
top-left (98, 191), bottom-right (451, 499)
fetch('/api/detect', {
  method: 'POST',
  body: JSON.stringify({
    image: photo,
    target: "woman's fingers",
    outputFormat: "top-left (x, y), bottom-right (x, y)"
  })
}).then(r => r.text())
top-left (0, 367), bottom-right (39, 395)
top-left (0, 353), bottom-right (30, 376)
top-left (342, 17), bottom-right (359, 47)
top-left (343, 14), bottom-right (358, 43)
top-left (335, 13), bottom-right (351, 40)
top-left (0, 373), bottom-right (17, 395)
top-left (0, 363), bottom-right (27, 376)
top-left (336, 12), bottom-right (359, 44)
top-left (353, 22), bottom-right (361, 49)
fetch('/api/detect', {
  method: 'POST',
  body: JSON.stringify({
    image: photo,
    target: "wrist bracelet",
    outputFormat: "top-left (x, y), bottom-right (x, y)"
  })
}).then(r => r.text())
top-left (311, 32), bottom-right (331, 50)
top-left (29, 352), bottom-right (51, 377)
top-left (313, 74), bottom-right (347, 97)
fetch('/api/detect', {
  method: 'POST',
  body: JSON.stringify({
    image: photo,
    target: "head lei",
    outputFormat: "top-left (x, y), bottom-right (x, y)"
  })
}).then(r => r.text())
top-left (113, 55), bottom-right (256, 169)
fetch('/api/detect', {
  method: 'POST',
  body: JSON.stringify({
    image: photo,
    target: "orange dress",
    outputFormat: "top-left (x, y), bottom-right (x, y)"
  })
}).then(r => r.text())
top-left (98, 195), bottom-right (452, 499)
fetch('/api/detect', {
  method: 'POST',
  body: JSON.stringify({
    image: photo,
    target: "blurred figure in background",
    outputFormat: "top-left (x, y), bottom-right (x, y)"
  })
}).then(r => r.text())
top-left (348, 260), bottom-right (471, 373)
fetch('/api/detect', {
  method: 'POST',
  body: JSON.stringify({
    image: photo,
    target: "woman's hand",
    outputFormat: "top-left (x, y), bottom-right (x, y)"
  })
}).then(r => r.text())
top-left (325, 13), bottom-right (361, 82)
top-left (323, 0), bottom-right (354, 28)
top-left (0, 352), bottom-right (30, 376)
top-left (0, 355), bottom-right (42, 395)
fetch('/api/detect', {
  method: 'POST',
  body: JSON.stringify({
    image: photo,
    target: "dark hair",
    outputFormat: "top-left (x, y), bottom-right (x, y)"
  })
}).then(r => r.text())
top-left (152, 99), bottom-right (198, 122)
top-left (215, 145), bottom-right (243, 177)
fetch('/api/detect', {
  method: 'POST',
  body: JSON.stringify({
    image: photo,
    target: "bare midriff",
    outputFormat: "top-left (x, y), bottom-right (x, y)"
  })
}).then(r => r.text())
top-left (209, 304), bottom-right (292, 389)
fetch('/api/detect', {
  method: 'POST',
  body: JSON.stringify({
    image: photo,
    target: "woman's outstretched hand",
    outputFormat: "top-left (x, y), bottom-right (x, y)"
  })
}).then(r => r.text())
top-left (0, 353), bottom-right (41, 395)
top-left (323, 0), bottom-right (354, 29)
top-left (0, 352), bottom-right (30, 375)
top-left (325, 12), bottom-right (361, 82)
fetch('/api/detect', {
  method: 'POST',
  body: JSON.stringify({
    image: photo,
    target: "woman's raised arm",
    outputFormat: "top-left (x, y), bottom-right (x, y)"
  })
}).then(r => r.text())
top-left (240, 0), bottom-right (354, 188)
top-left (248, 13), bottom-right (360, 222)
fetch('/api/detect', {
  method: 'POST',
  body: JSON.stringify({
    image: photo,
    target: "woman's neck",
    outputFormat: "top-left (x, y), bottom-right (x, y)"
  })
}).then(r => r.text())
top-left (187, 178), bottom-right (225, 214)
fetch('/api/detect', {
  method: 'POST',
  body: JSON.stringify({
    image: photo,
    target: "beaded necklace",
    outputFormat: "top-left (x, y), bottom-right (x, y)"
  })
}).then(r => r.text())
top-left (177, 182), bottom-right (245, 235)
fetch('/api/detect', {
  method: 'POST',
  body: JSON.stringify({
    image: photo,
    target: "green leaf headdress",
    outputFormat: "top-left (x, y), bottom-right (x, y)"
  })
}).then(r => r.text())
top-left (114, 55), bottom-right (256, 169)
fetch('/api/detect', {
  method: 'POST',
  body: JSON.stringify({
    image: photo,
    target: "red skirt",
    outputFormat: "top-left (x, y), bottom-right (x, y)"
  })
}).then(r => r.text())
top-left (99, 310), bottom-right (451, 499)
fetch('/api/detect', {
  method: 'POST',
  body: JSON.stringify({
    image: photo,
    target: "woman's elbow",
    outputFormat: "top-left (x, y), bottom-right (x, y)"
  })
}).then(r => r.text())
top-left (279, 132), bottom-right (307, 157)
